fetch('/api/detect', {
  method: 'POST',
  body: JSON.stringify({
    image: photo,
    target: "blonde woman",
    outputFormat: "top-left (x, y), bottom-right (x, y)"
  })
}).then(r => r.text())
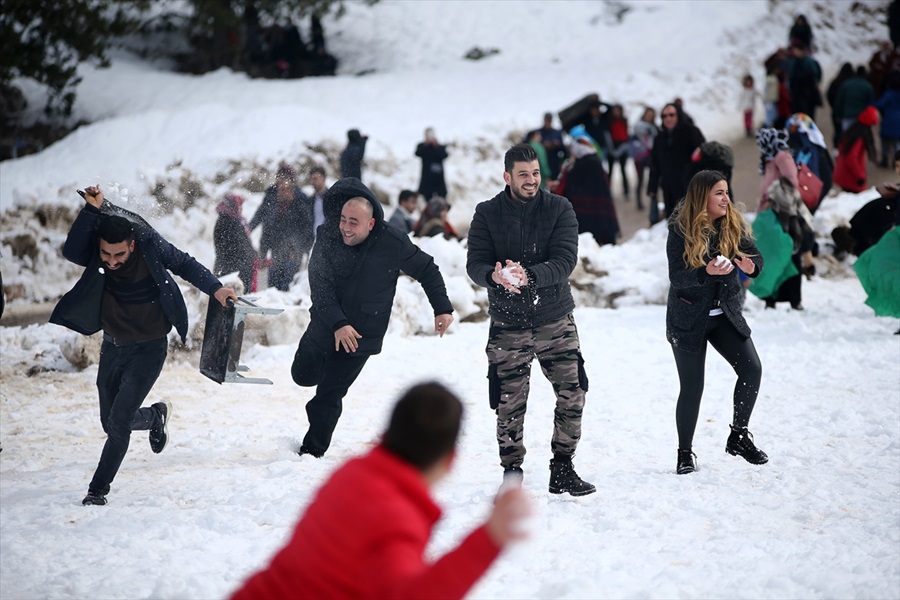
top-left (666, 170), bottom-right (767, 475)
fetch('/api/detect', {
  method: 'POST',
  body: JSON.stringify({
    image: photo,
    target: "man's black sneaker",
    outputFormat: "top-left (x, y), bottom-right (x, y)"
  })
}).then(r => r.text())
top-left (549, 457), bottom-right (596, 496)
top-left (725, 425), bottom-right (768, 465)
top-left (149, 401), bottom-right (171, 454)
top-left (676, 449), bottom-right (697, 474)
top-left (82, 492), bottom-right (107, 506)
top-left (297, 444), bottom-right (324, 458)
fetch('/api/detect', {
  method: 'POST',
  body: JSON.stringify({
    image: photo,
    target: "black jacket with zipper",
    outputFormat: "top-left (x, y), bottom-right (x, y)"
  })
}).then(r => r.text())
top-left (50, 203), bottom-right (222, 343)
top-left (305, 177), bottom-right (453, 356)
top-left (665, 221), bottom-right (764, 353)
top-left (466, 187), bottom-right (578, 328)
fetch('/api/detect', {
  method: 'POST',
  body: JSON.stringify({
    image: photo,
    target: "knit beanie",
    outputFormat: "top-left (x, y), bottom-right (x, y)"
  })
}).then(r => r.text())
top-left (698, 141), bottom-right (735, 168)
top-left (857, 106), bottom-right (879, 127)
top-left (276, 162), bottom-right (296, 183)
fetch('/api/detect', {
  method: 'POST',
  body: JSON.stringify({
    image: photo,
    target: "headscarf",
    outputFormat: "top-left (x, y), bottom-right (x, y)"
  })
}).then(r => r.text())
top-left (425, 195), bottom-right (449, 216)
top-left (276, 162), bottom-right (297, 183)
top-left (756, 127), bottom-right (790, 174)
top-left (216, 193), bottom-right (251, 237)
top-left (785, 113), bottom-right (828, 149)
top-left (767, 177), bottom-right (814, 229)
top-left (569, 136), bottom-right (597, 159)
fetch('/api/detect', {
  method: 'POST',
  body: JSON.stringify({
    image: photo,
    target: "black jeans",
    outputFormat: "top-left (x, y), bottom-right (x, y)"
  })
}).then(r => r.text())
top-left (607, 142), bottom-right (629, 196)
top-left (89, 338), bottom-right (167, 495)
top-left (291, 333), bottom-right (369, 455)
top-left (671, 315), bottom-right (762, 451)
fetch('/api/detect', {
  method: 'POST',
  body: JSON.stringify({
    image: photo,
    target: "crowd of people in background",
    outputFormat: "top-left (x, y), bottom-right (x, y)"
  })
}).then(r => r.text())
top-left (210, 123), bottom-right (462, 294)
top-left (204, 10), bottom-right (898, 336)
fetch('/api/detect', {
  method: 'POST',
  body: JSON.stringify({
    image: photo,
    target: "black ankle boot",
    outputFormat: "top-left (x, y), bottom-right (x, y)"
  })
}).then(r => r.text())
top-left (676, 449), bottom-right (697, 474)
top-left (725, 425), bottom-right (768, 464)
top-left (549, 456), bottom-right (596, 496)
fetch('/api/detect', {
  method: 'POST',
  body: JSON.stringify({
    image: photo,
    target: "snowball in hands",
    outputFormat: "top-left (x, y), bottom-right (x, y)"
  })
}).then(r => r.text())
top-left (500, 267), bottom-right (520, 287)
top-left (714, 255), bottom-right (729, 267)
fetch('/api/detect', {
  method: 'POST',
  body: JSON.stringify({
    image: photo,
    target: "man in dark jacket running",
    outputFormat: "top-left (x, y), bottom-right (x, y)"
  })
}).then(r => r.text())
top-left (466, 143), bottom-right (595, 497)
top-left (291, 177), bottom-right (454, 458)
top-left (50, 186), bottom-right (237, 506)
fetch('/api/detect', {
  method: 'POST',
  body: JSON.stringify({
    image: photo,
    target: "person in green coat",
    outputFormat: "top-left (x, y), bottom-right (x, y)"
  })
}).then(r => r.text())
top-left (526, 130), bottom-right (551, 188)
top-left (854, 227), bottom-right (900, 322)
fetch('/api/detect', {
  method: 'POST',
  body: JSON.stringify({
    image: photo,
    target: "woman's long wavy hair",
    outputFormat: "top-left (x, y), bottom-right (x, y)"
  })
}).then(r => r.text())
top-left (671, 170), bottom-right (753, 269)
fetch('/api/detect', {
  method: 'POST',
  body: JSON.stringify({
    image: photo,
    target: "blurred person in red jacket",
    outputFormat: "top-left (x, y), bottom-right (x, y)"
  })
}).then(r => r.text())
top-left (231, 381), bottom-right (531, 600)
top-left (834, 105), bottom-right (879, 193)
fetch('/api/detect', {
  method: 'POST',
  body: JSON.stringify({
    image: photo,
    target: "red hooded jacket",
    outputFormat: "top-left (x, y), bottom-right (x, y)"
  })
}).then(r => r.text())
top-left (834, 137), bottom-right (869, 193)
top-left (231, 445), bottom-right (500, 600)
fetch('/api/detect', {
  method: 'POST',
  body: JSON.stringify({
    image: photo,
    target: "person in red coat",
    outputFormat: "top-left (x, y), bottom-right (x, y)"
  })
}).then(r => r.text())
top-left (835, 105), bottom-right (879, 193)
top-left (230, 382), bottom-right (530, 600)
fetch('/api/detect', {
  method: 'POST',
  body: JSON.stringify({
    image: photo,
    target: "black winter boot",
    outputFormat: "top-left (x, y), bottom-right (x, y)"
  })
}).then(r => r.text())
top-left (502, 466), bottom-right (524, 483)
top-left (725, 425), bottom-right (768, 465)
top-left (495, 466), bottom-right (524, 501)
top-left (676, 449), bottom-right (697, 474)
top-left (548, 456), bottom-right (596, 496)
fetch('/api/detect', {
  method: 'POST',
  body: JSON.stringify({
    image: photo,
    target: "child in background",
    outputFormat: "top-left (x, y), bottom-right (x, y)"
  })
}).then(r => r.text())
top-left (739, 74), bottom-right (763, 137)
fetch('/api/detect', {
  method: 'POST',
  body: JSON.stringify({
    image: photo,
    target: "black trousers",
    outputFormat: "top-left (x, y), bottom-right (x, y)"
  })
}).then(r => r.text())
top-left (671, 315), bottom-right (762, 451)
top-left (767, 253), bottom-right (802, 306)
top-left (607, 142), bottom-right (629, 196)
top-left (89, 338), bottom-right (167, 495)
top-left (291, 333), bottom-right (369, 455)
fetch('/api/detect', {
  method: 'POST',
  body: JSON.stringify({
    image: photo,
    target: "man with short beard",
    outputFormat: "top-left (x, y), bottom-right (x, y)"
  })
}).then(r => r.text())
top-left (291, 178), bottom-right (454, 458)
top-left (466, 143), bottom-right (595, 497)
top-left (50, 185), bottom-right (237, 506)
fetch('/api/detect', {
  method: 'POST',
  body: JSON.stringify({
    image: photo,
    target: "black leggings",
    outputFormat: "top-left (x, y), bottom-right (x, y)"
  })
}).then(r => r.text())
top-left (672, 315), bottom-right (762, 451)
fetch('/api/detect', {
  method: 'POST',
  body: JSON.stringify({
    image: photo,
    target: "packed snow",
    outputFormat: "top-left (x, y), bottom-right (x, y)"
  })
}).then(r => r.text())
top-left (1, 1), bottom-right (898, 599)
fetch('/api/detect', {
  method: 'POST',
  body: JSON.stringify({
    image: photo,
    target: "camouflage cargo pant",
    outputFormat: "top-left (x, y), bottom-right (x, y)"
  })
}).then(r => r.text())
top-left (485, 313), bottom-right (588, 469)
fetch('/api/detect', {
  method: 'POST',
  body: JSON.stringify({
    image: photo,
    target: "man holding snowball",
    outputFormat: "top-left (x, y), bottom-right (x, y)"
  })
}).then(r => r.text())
top-left (466, 143), bottom-right (595, 497)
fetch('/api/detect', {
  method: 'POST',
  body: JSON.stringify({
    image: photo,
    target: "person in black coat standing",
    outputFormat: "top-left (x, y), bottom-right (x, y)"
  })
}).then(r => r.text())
top-left (50, 186), bottom-right (237, 506)
top-left (248, 163), bottom-right (313, 291)
top-left (290, 177), bottom-right (454, 458)
top-left (213, 192), bottom-right (257, 292)
top-left (648, 103), bottom-right (705, 225)
top-left (554, 135), bottom-right (619, 245)
top-left (788, 14), bottom-right (814, 51)
top-left (340, 129), bottom-right (368, 181)
top-left (466, 143), bottom-right (595, 497)
top-left (416, 127), bottom-right (449, 200)
top-left (666, 170), bottom-right (766, 475)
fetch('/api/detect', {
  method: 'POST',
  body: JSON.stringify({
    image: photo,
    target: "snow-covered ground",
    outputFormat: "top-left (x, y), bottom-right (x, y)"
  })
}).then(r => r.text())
top-left (1, 1), bottom-right (898, 599)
